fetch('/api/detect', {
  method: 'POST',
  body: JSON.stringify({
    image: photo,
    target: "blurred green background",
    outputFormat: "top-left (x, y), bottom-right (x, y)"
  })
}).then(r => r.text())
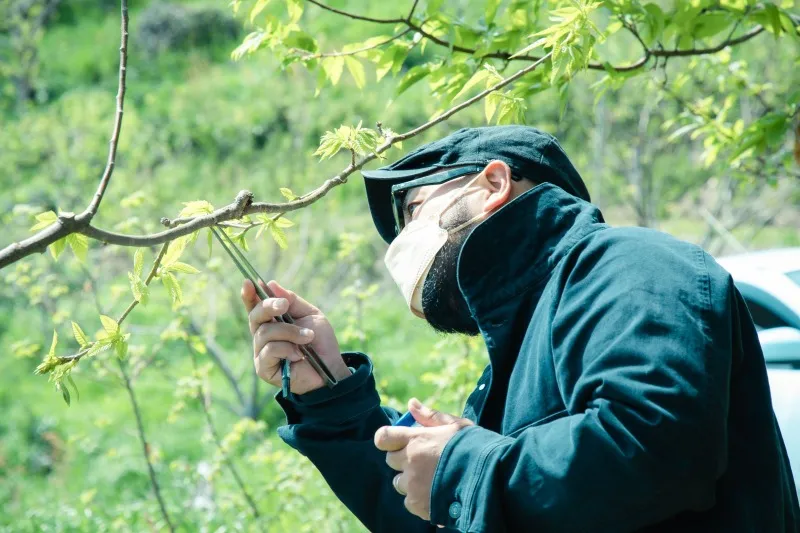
top-left (0, 0), bottom-right (798, 531)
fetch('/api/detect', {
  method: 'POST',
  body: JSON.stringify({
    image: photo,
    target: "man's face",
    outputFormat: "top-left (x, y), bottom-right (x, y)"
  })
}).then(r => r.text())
top-left (399, 174), bottom-right (486, 335)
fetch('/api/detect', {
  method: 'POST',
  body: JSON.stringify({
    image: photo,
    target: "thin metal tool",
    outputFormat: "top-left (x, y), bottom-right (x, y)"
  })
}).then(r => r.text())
top-left (209, 226), bottom-right (338, 390)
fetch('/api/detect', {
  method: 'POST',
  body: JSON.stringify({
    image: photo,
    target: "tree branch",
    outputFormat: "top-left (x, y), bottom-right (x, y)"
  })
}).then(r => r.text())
top-left (188, 349), bottom-right (263, 527)
top-left (3, 52), bottom-right (553, 265)
top-left (295, 28), bottom-right (411, 60)
top-left (119, 357), bottom-right (176, 532)
top-left (305, 0), bottom-right (770, 72)
top-left (187, 320), bottom-right (247, 410)
top-left (80, 0), bottom-right (129, 220)
top-left (57, 242), bottom-right (168, 364)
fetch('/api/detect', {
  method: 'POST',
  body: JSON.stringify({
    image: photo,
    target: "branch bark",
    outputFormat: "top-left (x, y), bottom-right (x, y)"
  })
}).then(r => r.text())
top-left (0, 0), bottom-right (129, 269)
top-left (81, 0), bottom-right (129, 219)
top-left (1, 52), bottom-right (552, 267)
top-left (305, 0), bottom-right (769, 72)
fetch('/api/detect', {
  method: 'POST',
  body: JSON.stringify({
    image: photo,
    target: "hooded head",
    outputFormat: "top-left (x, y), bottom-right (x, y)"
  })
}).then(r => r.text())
top-left (362, 126), bottom-right (590, 334)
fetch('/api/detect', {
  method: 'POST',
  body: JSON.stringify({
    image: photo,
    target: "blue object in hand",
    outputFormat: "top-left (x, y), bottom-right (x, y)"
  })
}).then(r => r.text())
top-left (393, 411), bottom-right (420, 427)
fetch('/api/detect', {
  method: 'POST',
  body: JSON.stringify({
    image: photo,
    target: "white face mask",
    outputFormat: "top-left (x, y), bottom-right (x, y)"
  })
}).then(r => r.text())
top-left (384, 173), bottom-right (489, 318)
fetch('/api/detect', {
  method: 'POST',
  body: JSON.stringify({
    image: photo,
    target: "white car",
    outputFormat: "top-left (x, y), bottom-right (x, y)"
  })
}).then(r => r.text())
top-left (716, 248), bottom-right (800, 487)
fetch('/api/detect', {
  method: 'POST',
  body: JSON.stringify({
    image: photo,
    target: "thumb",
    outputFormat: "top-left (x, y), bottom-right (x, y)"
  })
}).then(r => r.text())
top-left (409, 398), bottom-right (463, 428)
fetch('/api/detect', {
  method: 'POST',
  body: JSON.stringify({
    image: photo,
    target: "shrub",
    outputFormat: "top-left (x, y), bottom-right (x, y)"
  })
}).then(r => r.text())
top-left (136, 3), bottom-right (239, 57)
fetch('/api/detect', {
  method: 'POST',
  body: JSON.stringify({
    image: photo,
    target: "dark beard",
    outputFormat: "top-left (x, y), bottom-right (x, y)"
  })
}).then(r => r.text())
top-left (420, 202), bottom-right (481, 335)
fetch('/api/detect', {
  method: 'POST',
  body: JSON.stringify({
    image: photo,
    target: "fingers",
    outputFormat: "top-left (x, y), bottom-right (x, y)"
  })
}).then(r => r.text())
top-left (408, 398), bottom-right (462, 427)
top-left (248, 296), bottom-right (290, 335)
top-left (385, 450), bottom-right (407, 472)
top-left (241, 279), bottom-right (261, 313)
top-left (256, 340), bottom-right (304, 364)
top-left (267, 280), bottom-right (320, 319)
top-left (254, 322), bottom-right (315, 352)
top-left (374, 426), bottom-right (416, 452)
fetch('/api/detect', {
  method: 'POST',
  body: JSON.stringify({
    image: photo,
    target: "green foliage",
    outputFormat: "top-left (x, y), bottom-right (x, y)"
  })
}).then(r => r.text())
top-left (1, 0), bottom-right (798, 530)
top-left (314, 120), bottom-right (382, 161)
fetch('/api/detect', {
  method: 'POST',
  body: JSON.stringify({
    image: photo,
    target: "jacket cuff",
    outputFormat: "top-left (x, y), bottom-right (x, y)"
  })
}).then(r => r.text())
top-left (430, 425), bottom-right (511, 531)
top-left (274, 352), bottom-right (380, 425)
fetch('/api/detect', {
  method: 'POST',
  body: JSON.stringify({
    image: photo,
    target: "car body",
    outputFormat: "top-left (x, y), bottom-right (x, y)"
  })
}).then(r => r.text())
top-left (716, 248), bottom-right (800, 487)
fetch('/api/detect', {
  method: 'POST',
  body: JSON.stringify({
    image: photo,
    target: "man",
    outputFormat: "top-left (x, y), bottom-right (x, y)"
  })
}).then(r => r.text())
top-left (241, 126), bottom-right (799, 532)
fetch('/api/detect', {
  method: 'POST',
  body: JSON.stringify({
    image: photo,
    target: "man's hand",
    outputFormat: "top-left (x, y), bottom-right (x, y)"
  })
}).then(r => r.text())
top-left (241, 279), bottom-right (351, 395)
top-left (374, 398), bottom-right (474, 521)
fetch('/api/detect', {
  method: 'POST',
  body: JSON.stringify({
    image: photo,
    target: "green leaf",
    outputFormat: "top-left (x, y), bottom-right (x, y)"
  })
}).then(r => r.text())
top-left (161, 272), bottom-right (183, 305)
top-left (72, 322), bottom-right (89, 348)
top-left (426, 0), bottom-right (445, 17)
top-left (67, 375), bottom-right (80, 401)
top-left (485, 92), bottom-right (501, 122)
top-left (250, 0), bottom-right (271, 23)
top-left (485, 0), bottom-right (502, 25)
top-left (128, 272), bottom-right (150, 305)
top-left (692, 12), bottom-right (734, 39)
top-left (279, 187), bottom-right (297, 200)
top-left (207, 229), bottom-right (214, 259)
top-left (49, 238), bottom-right (67, 260)
top-left (178, 200), bottom-right (215, 218)
top-left (100, 315), bottom-right (120, 336)
top-left (375, 46), bottom-right (398, 82)
top-left (453, 68), bottom-right (491, 101)
top-left (510, 37), bottom-right (546, 59)
top-left (162, 236), bottom-right (191, 266)
top-left (286, 0), bottom-right (303, 23)
top-left (321, 56), bottom-right (344, 85)
top-left (395, 65), bottom-right (432, 96)
top-left (56, 381), bottom-right (70, 406)
top-left (30, 211), bottom-right (58, 231)
top-left (273, 217), bottom-right (295, 228)
top-left (66, 233), bottom-right (88, 263)
top-left (168, 262), bottom-right (200, 274)
top-left (763, 4), bottom-right (783, 35)
top-left (344, 56), bottom-right (366, 89)
top-left (48, 330), bottom-right (58, 358)
top-left (114, 337), bottom-right (128, 359)
top-left (133, 249), bottom-right (144, 278)
top-left (284, 31), bottom-right (317, 53)
top-left (270, 225), bottom-right (288, 249)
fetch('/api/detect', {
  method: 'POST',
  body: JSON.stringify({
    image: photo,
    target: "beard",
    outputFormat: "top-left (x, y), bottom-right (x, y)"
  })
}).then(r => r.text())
top-left (420, 200), bottom-right (482, 336)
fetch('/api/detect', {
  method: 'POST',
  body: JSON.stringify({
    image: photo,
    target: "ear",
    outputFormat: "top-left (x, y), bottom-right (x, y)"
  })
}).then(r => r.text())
top-left (480, 159), bottom-right (513, 214)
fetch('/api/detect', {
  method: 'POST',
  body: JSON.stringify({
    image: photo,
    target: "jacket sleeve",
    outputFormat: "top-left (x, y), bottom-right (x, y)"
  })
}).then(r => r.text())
top-left (428, 243), bottom-right (732, 532)
top-left (275, 351), bottom-right (435, 533)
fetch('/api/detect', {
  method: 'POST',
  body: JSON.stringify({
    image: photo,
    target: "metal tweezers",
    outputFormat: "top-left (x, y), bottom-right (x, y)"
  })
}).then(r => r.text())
top-left (209, 226), bottom-right (339, 394)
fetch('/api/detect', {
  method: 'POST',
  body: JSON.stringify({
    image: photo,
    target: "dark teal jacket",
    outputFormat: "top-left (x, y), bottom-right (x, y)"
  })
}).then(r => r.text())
top-left (276, 183), bottom-right (799, 532)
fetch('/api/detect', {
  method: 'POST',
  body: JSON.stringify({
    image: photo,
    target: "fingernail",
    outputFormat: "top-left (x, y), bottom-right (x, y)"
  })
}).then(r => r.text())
top-left (272, 298), bottom-right (287, 310)
top-left (409, 398), bottom-right (422, 410)
top-left (299, 328), bottom-right (314, 338)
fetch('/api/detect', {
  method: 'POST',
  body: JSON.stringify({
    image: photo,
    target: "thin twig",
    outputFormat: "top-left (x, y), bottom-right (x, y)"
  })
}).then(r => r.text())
top-left (1, 5), bottom-right (778, 270)
top-left (81, 0), bottom-right (129, 219)
top-left (188, 348), bottom-right (264, 527)
top-left (305, 0), bottom-right (769, 71)
top-left (3, 52), bottom-right (553, 264)
top-left (119, 357), bottom-right (176, 532)
top-left (57, 242), bottom-right (168, 364)
top-left (187, 320), bottom-right (247, 409)
top-left (295, 28), bottom-right (412, 59)
top-left (77, 241), bottom-right (174, 532)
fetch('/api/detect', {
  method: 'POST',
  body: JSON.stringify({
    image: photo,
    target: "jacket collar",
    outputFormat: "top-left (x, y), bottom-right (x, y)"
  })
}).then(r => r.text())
top-left (457, 182), bottom-right (606, 330)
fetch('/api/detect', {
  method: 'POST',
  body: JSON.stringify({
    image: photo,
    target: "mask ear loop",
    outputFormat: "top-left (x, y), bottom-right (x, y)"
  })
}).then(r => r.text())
top-left (436, 171), bottom-right (489, 233)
